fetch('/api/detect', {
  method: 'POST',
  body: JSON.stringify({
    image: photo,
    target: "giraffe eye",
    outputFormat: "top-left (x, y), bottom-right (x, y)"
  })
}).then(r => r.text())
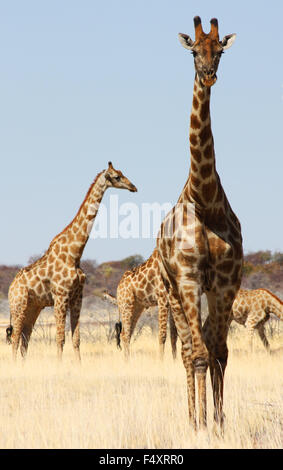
top-left (114, 176), bottom-right (121, 182)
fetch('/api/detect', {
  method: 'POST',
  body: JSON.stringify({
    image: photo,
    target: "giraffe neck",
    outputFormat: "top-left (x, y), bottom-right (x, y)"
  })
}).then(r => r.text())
top-left (179, 74), bottom-right (219, 207)
top-left (260, 290), bottom-right (283, 320)
top-left (50, 171), bottom-right (108, 264)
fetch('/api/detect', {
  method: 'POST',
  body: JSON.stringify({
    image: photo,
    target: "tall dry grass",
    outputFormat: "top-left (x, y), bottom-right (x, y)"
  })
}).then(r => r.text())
top-left (0, 316), bottom-right (282, 449)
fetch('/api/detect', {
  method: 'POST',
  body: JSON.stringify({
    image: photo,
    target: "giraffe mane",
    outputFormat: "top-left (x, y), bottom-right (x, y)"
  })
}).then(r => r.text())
top-left (48, 170), bottom-right (105, 248)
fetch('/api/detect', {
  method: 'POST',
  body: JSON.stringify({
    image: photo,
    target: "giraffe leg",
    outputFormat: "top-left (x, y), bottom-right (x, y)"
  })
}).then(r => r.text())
top-left (204, 290), bottom-right (234, 429)
top-left (177, 281), bottom-right (208, 429)
top-left (54, 295), bottom-right (69, 360)
top-left (256, 320), bottom-right (270, 352)
top-left (166, 285), bottom-right (196, 429)
top-left (246, 319), bottom-right (256, 353)
top-left (11, 314), bottom-right (25, 361)
top-left (157, 298), bottom-right (169, 360)
top-left (120, 304), bottom-right (134, 359)
top-left (20, 324), bottom-right (33, 358)
top-left (70, 287), bottom-right (83, 362)
top-left (169, 309), bottom-right (178, 360)
top-left (20, 307), bottom-right (41, 358)
top-left (10, 290), bottom-right (29, 361)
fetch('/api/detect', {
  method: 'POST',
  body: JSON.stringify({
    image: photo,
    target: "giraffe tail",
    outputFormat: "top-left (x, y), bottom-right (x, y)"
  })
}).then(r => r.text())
top-left (115, 321), bottom-right (122, 350)
top-left (6, 325), bottom-right (13, 345)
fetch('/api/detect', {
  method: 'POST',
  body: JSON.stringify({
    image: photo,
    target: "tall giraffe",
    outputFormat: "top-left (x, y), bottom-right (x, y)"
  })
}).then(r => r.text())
top-left (7, 162), bottom-right (137, 361)
top-left (103, 249), bottom-right (178, 359)
top-left (232, 288), bottom-right (283, 352)
top-left (156, 17), bottom-right (243, 430)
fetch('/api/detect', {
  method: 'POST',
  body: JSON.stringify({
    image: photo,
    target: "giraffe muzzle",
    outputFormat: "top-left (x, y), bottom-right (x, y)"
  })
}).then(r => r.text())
top-left (202, 74), bottom-right (217, 87)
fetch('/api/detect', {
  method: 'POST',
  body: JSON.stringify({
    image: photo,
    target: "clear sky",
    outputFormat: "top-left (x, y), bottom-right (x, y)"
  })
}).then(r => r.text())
top-left (1, 0), bottom-right (283, 266)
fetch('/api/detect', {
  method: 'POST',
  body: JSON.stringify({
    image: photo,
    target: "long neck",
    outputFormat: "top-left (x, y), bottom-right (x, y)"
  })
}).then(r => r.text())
top-left (260, 289), bottom-right (283, 320)
top-left (50, 171), bottom-right (108, 263)
top-left (179, 75), bottom-right (219, 207)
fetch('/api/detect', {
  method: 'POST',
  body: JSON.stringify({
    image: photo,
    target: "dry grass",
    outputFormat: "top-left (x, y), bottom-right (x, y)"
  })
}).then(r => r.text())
top-left (0, 316), bottom-right (283, 449)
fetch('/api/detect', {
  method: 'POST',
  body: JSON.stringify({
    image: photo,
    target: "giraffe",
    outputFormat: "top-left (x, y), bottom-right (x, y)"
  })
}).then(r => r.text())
top-left (7, 162), bottom-right (137, 361)
top-left (232, 288), bottom-right (283, 352)
top-left (156, 17), bottom-right (243, 430)
top-left (103, 249), bottom-right (178, 359)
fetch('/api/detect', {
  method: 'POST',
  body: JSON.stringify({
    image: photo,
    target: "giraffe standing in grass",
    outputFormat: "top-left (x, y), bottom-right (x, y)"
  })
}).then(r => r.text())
top-left (156, 17), bottom-right (243, 430)
top-left (232, 288), bottom-right (283, 352)
top-left (7, 162), bottom-right (137, 361)
top-left (103, 249), bottom-right (178, 359)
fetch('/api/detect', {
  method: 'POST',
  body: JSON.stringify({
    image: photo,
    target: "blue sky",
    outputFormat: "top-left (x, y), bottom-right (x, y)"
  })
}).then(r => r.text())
top-left (1, 1), bottom-right (283, 266)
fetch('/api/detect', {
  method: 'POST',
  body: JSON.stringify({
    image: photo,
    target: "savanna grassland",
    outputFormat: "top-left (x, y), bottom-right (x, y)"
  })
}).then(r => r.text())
top-left (0, 307), bottom-right (283, 450)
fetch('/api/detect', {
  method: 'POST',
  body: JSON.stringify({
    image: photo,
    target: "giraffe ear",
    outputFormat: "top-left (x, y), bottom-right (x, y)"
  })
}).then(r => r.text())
top-left (178, 33), bottom-right (194, 50)
top-left (220, 33), bottom-right (236, 50)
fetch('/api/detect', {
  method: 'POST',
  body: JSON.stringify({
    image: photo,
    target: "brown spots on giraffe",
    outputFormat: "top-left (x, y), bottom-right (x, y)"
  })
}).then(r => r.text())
top-left (190, 187), bottom-right (204, 207)
top-left (55, 260), bottom-right (63, 272)
top-left (67, 255), bottom-right (74, 266)
top-left (78, 223), bottom-right (85, 234)
top-left (230, 239), bottom-right (243, 260)
top-left (200, 163), bottom-right (213, 180)
top-left (191, 175), bottom-right (201, 188)
top-left (37, 283), bottom-right (43, 295)
top-left (216, 185), bottom-right (223, 202)
top-left (59, 253), bottom-right (67, 263)
top-left (76, 232), bottom-right (86, 243)
top-left (200, 100), bottom-right (210, 122)
top-left (217, 260), bottom-right (234, 274)
top-left (70, 244), bottom-right (78, 257)
top-left (217, 274), bottom-right (229, 288)
top-left (47, 264), bottom-right (54, 275)
top-left (148, 269), bottom-right (155, 281)
top-left (190, 114), bottom-right (201, 130)
top-left (231, 263), bottom-right (242, 284)
top-left (190, 133), bottom-right (198, 147)
top-left (140, 278), bottom-right (147, 288)
top-left (39, 269), bottom-right (46, 278)
top-left (193, 95), bottom-right (199, 110)
top-left (190, 160), bottom-right (198, 173)
top-left (199, 125), bottom-right (212, 147)
top-left (153, 259), bottom-right (159, 269)
top-left (62, 267), bottom-right (69, 277)
top-left (202, 180), bottom-right (217, 203)
top-left (203, 143), bottom-right (213, 160)
top-left (53, 244), bottom-right (60, 256)
top-left (68, 233), bottom-right (74, 243)
top-left (190, 147), bottom-right (202, 163)
top-left (53, 274), bottom-right (61, 283)
top-left (30, 277), bottom-right (38, 288)
top-left (205, 207), bottom-right (228, 233)
top-left (198, 90), bottom-right (205, 101)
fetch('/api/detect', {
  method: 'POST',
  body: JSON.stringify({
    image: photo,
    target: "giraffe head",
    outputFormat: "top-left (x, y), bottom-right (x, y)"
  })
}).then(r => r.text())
top-left (104, 161), bottom-right (137, 192)
top-left (178, 16), bottom-right (236, 87)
